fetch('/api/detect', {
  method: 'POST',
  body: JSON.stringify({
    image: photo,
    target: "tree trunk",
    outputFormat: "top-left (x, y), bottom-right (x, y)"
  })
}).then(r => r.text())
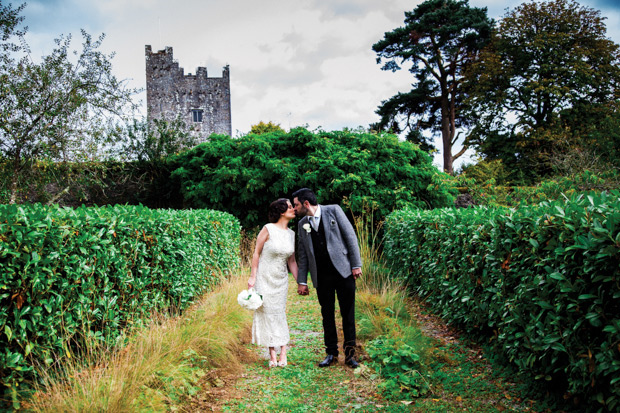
top-left (9, 155), bottom-right (21, 204)
top-left (9, 174), bottom-right (18, 204)
top-left (441, 102), bottom-right (453, 175)
top-left (443, 133), bottom-right (453, 174)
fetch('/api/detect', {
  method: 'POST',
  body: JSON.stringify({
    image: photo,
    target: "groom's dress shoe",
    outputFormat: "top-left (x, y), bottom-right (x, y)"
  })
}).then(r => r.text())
top-left (345, 357), bottom-right (359, 369)
top-left (318, 355), bottom-right (337, 367)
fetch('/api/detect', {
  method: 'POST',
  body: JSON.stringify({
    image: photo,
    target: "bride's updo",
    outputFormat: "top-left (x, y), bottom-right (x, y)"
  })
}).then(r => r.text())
top-left (268, 198), bottom-right (290, 223)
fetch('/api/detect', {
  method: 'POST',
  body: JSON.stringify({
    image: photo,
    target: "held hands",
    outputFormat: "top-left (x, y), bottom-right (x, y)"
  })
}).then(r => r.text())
top-left (296, 269), bottom-right (361, 295)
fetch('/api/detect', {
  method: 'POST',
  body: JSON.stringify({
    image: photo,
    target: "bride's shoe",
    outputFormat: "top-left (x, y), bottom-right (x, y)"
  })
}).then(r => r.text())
top-left (277, 358), bottom-right (287, 367)
top-left (268, 360), bottom-right (278, 368)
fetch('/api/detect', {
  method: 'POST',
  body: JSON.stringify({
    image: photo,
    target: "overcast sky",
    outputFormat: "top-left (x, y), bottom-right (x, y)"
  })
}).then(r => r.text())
top-left (20, 0), bottom-right (620, 169)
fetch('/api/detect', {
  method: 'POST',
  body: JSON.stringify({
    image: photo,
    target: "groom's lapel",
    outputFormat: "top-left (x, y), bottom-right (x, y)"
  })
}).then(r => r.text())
top-left (322, 207), bottom-right (334, 245)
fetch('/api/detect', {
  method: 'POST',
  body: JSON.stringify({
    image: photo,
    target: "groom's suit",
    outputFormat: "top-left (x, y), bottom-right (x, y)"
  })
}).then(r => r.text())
top-left (297, 204), bottom-right (362, 359)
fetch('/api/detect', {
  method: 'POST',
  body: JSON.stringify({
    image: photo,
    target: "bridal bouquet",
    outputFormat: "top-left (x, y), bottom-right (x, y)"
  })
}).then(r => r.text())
top-left (237, 288), bottom-right (263, 310)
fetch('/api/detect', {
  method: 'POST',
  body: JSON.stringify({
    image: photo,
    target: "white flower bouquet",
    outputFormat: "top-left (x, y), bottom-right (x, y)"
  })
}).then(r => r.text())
top-left (237, 288), bottom-right (263, 310)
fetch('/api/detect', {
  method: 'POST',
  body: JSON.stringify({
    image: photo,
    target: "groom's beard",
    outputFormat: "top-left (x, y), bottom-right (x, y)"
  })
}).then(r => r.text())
top-left (295, 205), bottom-right (308, 218)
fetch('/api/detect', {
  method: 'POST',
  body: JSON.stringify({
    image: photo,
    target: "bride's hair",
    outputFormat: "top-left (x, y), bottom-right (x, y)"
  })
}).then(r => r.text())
top-left (268, 198), bottom-right (290, 223)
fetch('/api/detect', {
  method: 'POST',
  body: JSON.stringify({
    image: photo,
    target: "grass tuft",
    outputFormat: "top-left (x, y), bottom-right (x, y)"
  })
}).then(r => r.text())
top-left (353, 210), bottom-right (415, 340)
top-left (26, 274), bottom-right (253, 412)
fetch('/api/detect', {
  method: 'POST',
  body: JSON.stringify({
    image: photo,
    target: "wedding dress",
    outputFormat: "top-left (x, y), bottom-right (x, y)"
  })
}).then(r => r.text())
top-left (252, 223), bottom-right (295, 347)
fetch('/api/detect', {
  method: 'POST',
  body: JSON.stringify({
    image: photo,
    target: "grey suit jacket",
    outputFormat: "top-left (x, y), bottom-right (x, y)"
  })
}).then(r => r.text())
top-left (297, 204), bottom-right (362, 287)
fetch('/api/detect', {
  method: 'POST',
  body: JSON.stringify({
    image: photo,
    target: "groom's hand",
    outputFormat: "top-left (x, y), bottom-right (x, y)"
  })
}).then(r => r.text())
top-left (352, 268), bottom-right (362, 280)
top-left (297, 284), bottom-right (309, 295)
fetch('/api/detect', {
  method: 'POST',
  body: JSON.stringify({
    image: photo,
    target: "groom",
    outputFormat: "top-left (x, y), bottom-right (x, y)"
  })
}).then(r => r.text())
top-left (292, 188), bottom-right (362, 368)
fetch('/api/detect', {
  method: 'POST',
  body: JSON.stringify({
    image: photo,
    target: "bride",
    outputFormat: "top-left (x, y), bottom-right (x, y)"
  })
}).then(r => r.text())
top-left (247, 198), bottom-right (298, 367)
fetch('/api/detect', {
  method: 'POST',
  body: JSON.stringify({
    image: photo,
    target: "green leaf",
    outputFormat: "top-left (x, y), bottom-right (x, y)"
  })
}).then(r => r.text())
top-left (548, 272), bottom-right (564, 281)
top-left (586, 312), bottom-right (602, 327)
top-left (577, 294), bottom-right (597, 300)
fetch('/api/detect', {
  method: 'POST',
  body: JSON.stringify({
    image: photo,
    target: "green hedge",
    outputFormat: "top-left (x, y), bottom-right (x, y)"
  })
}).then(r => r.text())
top-left (171, 128), bottom-right (456, 228)
top-left (384, 192), bottom-right (620, 412)
top-left (0, 204), bottom-right (240, 403)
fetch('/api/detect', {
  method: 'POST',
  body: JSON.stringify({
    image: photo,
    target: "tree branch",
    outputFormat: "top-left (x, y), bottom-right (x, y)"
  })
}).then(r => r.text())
top-left (452, 144), bottom-right (468, 160)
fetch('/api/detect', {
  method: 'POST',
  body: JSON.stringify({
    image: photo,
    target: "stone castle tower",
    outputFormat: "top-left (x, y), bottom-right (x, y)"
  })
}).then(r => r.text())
top-left (145, 45), bottom-right (232, 139)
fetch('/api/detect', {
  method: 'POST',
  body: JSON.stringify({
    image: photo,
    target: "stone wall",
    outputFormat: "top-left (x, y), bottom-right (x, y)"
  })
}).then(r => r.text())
top-left (145, 45), bottom-right (232, 139)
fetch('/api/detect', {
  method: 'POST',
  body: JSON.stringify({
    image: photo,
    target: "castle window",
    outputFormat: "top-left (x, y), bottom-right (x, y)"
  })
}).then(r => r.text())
top-left (192, 109), bottom-right (203, 123)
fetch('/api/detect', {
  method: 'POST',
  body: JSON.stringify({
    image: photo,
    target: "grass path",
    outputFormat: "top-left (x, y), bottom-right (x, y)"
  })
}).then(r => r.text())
top-left (26, 270), bottom-right (544, 412)
top-left (189, 278), bottom-right (410, 412)
top-left (186, 277), bottom-right (541, 412)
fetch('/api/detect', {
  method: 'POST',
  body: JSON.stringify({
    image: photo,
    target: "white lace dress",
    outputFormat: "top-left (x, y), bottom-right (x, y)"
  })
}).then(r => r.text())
top-left (252, 223), bottom-right (295, 347)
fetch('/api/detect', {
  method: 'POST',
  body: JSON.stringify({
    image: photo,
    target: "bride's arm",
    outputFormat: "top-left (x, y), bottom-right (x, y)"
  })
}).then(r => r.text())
top-left (287, 254), bottom-right (299, 283)
top-left (248, 226), bottom-right (269, 288)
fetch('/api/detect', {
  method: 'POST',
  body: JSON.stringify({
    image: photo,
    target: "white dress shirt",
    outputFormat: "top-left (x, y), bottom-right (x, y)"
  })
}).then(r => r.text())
top-left (311, 205), bottom-right (322, 231)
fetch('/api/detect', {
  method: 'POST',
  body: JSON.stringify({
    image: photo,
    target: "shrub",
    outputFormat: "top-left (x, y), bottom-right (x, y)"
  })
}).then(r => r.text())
top-left (455, 170), bottom-right (620, 208)
top-left (170, 128), bottom-right (456, 228)
top-left (0, 204), bottom-right (240, 406)
top-left (384, 192), bottom-right (620, 412)
top-left (0, 159), bottom-right (180, 208)
top-left (366, 333), bottom-right (430, 399)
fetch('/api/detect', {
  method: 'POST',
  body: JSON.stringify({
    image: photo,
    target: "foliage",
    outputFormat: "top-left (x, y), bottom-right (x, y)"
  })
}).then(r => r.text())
top-left (353, 209), bottom-right (434, 402)
top-left (171, 128), bottom-right (456, 228)
top-left (457, 158), bottom-right (512, 186)
top-left (455, 169), bottom-right (620, 207)
top-left (384, 192), bottom-right (620, 411)
top-left (118, 117), bottom-right (198, 162)
top-left (249, 121), bottom-right (285, 135)
top-left (0, 1), bottom-right (25, 63)
top-left (552, 135), bottom-right (620, 179)
top-left (0, 203), bottom-right (240, 408)
top-left (372, 0), bottom-right (493, 174)
top-left (0, 4), bottom-right (137, 203)
top-left (463, 0), bottom-right (620, 180)
top-left (366, 334), bottom-right (430, 399)
top-left (0, 159), bottom-right (180, 208)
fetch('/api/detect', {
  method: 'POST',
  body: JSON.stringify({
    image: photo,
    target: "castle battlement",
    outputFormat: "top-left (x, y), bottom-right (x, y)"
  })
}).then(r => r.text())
top-left (145, 45), bottom-right (231, 139)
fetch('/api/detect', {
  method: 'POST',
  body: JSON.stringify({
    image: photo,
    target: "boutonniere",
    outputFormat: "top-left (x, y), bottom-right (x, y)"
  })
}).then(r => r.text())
top-left (302, 223), bottom-right (311, 233)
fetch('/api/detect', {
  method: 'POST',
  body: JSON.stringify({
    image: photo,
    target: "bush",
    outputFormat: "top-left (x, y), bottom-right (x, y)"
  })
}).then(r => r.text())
top-left (455, 170), bottom-right (620, 208)
top-left (384, 192), bottom-right (620, 412)
top-left (0, 159), bottom-right (180, 208)
top-left (170, 128), bottom-right (456, 228)
top-left (0, 204), bottom-right (240, 406)
top-left (366, 332), bottom-right (431, 400)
